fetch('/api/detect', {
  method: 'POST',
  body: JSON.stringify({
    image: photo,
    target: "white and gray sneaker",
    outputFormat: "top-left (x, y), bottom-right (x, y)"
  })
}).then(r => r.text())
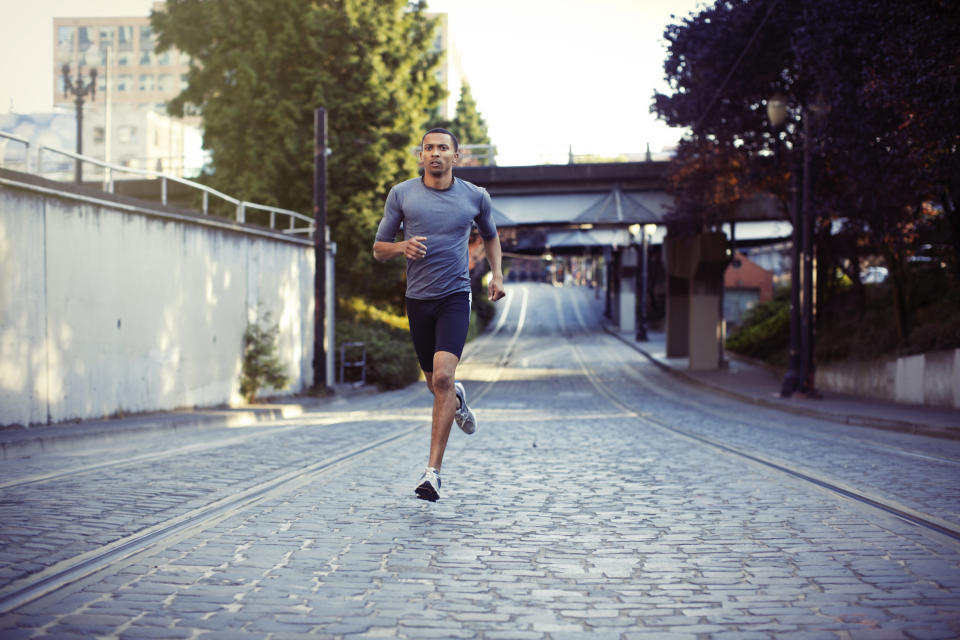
top-left (415, 467), bottom-right (441, 502)
top-left (454, 382), bottom-right (477, 435)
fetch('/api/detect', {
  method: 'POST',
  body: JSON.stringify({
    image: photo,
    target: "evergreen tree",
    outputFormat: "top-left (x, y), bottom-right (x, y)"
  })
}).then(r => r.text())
top-left (452, 83), bottom-right (492, 165)
top-left (426, 82), bottom-right (493, 164)
top-left (151, 0), bottom-right (443, 306)
top-left (452, 83), bottom-right (490, 146)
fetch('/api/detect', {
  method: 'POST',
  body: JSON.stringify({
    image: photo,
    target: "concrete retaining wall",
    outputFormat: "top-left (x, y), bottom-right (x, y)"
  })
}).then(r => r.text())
top-left (816, 349), bottom-right (960, 409)
top-left (0, 172), bottom-right (314, 426)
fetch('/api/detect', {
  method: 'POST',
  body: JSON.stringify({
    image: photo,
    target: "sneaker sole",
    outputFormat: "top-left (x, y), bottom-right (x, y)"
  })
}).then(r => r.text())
top-left (456, 408), bottom-right (477, 435)
top-left (415, 482), bottom-right (439, 502)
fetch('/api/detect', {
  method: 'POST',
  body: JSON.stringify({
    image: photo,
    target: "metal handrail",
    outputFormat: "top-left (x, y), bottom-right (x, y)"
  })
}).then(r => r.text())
top-left (29, 141), bottom-right (313, 238)
top-left (0, 132), bottom-right (31, 172)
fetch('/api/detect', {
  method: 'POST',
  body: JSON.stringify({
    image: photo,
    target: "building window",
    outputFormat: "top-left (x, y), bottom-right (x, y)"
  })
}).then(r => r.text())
top-left (118, 126), bottom-right (136, 144)
top-left (58, 26), bottom-right (75, 53)
top-left (99, 27), bottom-right (114, 52)
top-left (180, 73), bottom-right (189, 91)
top-left (76, 26), bottom-right (94, 65)
top-left (157, 74), bottom-right (173, 93)
top-left (140, 25), bottom-right (154, 51)
top-left (139, 74), bottom-right (154, 92)
top-left (140, 50), bottom-right (154, 65)
top-left (93, 127), bottom-right (105, 144)
top-left (78, 27), bottom-right (93, 53)
top-left (117, 26), bottom-right (134, 51)
top-left (157, 50), bottom-right (171, 65)
top-left (117, 52), bottom-right (132, 66)
top-left (116, 74), bottom-right (133, 92)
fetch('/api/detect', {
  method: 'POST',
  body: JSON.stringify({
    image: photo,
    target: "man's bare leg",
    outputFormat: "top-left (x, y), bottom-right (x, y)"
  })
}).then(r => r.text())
top-left (422, 350), bottom-right (460, 471)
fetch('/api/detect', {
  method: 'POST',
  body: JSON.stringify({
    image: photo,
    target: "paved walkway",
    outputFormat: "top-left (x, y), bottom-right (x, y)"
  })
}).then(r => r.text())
top-left (606, 328), bottom-right (960, 440)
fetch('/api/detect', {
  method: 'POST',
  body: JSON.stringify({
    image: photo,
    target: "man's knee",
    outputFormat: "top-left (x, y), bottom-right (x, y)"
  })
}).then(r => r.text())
top-left (431, 351), bottom-right (459, 394)
top-left (431, 369), bottom-right (455, 394)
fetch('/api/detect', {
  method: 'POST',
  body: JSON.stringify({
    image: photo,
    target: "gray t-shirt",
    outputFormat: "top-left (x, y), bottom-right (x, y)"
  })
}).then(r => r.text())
top-left (376, 177), bottom-right (497, 300)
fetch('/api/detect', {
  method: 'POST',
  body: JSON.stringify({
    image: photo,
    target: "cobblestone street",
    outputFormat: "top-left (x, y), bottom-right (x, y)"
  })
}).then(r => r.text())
top-left (2, 283), bottom-right (959, 639)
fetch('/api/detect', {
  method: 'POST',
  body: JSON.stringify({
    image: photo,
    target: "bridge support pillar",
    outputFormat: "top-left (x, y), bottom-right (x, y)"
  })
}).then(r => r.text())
top-left (618, 246), bottom-right (638, 333)
top-left (663, 231), bottom-right (731, 370)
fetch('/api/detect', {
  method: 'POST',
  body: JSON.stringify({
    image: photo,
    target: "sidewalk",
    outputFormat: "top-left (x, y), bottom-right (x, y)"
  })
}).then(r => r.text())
top-left (606, 327), bottom-right (960, 440)
top-left (0, 384), bottom-right (375, 460)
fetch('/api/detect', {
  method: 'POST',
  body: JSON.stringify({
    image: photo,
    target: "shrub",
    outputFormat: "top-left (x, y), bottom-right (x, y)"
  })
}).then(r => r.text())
top-left (239, 310), bottom-right (289, 403)
top-left (336, 299), bottom-right (421, 390)
top-left (725, 289), bottom-right (790, 366)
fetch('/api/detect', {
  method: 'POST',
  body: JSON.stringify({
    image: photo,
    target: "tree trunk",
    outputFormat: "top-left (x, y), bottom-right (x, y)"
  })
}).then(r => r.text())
top-left (943, 186), bottom-right (960, 285)
top-left (882, 245), bottom-right (910, 347)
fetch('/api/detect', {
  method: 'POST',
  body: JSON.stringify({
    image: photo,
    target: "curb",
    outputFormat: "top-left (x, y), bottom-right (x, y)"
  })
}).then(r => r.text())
top-left (0, 385), bottom-right (380, 460)
top-left (0, 405), bottom-right (303, 461)
top-left (603, 327), bottom-right (960, 441)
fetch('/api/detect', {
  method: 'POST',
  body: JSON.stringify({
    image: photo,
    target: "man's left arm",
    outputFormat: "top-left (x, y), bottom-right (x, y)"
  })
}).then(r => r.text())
top-left (483, 234), bottom-right (506, 301)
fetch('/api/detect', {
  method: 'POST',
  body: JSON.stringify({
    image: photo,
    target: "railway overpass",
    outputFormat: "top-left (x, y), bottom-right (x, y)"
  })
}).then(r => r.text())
top-left (456, 161), bottom-right (785, 371)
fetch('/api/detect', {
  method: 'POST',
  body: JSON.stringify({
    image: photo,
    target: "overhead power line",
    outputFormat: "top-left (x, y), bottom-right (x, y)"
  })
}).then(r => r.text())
top-left (692, 0), bottom-right (782, 134)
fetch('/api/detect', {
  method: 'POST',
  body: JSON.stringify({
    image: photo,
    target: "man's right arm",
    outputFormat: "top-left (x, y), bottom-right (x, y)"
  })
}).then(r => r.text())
top-left (373, 237), bottom-right (429, 262)
top-left (374, 187), bottom-right (401, 262)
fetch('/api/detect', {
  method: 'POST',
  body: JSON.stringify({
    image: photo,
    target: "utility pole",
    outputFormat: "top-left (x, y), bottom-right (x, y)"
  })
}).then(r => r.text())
top-left (61, 64), bottom-right (97, 183)
top-left (799, 110), bottom-right (817, 395)
top-left (313, 107), bottom-right (328, 390)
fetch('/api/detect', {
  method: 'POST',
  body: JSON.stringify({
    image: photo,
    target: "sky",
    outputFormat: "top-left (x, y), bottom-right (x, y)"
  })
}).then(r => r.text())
top-left (0, 0), bottom-right (708, 166)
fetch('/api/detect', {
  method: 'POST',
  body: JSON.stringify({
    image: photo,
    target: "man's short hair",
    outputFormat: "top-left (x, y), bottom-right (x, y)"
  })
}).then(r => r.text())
top-left (422, 128), bottom-right (459, 152)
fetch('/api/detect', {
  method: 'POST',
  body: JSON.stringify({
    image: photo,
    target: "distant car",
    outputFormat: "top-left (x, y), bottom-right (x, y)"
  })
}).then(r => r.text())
top-left (861, 266), bottom-right (888, 284)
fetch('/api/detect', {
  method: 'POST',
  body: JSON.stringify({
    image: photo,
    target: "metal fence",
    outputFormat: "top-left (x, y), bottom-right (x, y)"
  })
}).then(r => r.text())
top-left (0, 131), bottom-right (31, 173)
top-left (1, 131), bottom-right (314, 238)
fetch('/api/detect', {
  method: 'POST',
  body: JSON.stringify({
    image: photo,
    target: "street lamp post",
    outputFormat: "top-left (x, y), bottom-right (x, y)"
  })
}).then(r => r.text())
top-left (768, 93), bottom-right (821, 397)
top-left (61, 64), bottom-right (97, 184)
top-left (768, 94), bottom-right (803, 397)
top-left (635, 224), bottom-right (656, 341)
top-left (799, 107), bottom-right (819, 396)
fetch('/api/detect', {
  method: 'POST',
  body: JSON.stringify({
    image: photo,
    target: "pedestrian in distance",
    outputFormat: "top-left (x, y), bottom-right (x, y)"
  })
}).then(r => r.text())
top-left (373, 128), bottom-right (506, 502)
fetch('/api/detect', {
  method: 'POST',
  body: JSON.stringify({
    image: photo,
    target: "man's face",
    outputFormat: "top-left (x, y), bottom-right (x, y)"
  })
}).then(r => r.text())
top-left (420, 132), bottom-right (458, 177)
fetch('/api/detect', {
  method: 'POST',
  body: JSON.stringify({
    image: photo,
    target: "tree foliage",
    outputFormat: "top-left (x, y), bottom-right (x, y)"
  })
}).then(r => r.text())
top-left (653, 0), bottom-right (960, 348)
top-left (452, 83), bottom-right (490, 145)
top-left (151, 0), bottom-right (443, 306)
top-left (453, 83), bottom-right (492, 165)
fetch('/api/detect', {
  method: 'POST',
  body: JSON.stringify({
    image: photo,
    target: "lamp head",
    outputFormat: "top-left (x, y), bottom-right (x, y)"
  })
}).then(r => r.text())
top-left (767, 93), bottom-right (788, 127)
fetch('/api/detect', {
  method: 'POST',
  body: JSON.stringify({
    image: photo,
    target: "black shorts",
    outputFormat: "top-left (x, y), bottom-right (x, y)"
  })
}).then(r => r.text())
top-left (406, 291), bottom-right (471, 372)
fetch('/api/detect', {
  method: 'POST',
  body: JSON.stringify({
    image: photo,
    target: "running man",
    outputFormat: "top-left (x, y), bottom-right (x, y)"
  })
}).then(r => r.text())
top-left (373, 128), bottom-right (505, 502)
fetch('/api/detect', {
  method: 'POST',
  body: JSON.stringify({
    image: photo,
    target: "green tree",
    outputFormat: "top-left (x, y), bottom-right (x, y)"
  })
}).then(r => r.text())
top-left (152, 0), bottom-right (443, 307)
top-left (453, 83), bottom-right (491, 165)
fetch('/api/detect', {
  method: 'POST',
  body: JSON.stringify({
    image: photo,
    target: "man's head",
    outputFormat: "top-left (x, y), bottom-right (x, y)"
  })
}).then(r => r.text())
top-left (421, 128), bottom-right (459, 152)
top-left (420, 128), bottom-right (459, 182)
